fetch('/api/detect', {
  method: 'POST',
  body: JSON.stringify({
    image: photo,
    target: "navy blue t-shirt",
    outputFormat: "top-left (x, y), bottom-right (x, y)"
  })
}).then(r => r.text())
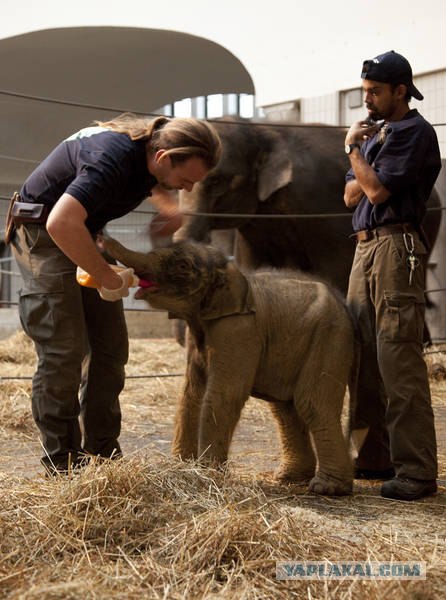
top-left (345, 109), bottom-right (441, 231)
top-left (20, 126), bottom-right (158, 233)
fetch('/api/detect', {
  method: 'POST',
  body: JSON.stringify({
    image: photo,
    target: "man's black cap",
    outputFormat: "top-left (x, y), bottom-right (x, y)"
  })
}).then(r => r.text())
top-left (361, 50), bottom-right (423, 100)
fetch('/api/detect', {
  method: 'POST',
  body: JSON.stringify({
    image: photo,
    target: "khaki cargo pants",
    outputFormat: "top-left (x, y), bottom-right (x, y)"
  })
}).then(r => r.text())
top-left (12, 224), bottom-right (129, 467)
top-left (347, 230), bottom-right (438, 480)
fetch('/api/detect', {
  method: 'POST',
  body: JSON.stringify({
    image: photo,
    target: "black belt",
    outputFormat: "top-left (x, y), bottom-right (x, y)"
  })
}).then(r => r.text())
top-left (351, 223), bottom-right (416, 242)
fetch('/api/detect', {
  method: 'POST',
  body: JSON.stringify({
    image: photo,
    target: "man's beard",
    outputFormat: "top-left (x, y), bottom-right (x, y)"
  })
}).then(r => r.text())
top-left (366, 106), bottom-right (382, 120)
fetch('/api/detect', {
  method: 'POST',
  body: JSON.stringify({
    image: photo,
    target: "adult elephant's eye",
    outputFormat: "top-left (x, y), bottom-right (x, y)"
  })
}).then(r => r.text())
top-left (229, 174), bottom-right (245, 190)
top-left (205, 174), bottom-right (223, 187)
top-left (204, 172), bottom-right (234, 192)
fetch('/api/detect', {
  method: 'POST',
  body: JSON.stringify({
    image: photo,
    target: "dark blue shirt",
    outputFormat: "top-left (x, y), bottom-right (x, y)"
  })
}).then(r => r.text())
top-left (20, 127), bottom-right (158, 233)
top-left (346, 109), bottom-right (441, 232)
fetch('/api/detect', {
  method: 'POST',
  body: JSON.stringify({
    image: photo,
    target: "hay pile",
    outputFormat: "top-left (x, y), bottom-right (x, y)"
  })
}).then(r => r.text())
top-left (0, 331), bottom-right (445, 599)
top-left (425, 344), bottom-right (446, 382)
top-left (1, 455), bottom-right (445, 599)
top-left (0, 455), bottom-right (446, 600)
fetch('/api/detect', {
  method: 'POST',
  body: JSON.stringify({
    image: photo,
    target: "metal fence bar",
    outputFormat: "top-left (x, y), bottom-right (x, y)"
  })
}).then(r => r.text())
top-left (0, 373), bottom-right (184, 381)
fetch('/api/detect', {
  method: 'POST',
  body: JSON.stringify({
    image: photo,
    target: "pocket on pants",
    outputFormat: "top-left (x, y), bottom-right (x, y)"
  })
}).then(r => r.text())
top-left (380, 291), bottom-right (425, 343)
top-left (19, 273), bottom-right (83, 345)
top-left (20, 273), bottom-right (65, 296)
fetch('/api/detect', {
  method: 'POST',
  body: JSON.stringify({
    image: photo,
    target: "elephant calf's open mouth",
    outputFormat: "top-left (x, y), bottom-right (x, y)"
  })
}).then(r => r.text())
top-left (134, 276), bottom-right (157, 298)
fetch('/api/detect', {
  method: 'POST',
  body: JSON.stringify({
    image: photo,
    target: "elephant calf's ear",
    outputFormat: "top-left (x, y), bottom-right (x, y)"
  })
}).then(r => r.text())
top-left (200, 263), bottom-right (255, 320)
top-left (257, 151), bottom-right (293, 202)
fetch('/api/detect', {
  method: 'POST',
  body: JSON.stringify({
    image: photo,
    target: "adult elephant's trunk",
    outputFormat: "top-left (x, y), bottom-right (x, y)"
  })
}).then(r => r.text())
top-left (175, 188), bottom-right (212, 243)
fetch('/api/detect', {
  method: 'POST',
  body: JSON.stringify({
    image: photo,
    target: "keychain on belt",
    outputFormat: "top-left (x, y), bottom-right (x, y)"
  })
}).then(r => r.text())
top-left (403, 232), bottom-right (419, 286)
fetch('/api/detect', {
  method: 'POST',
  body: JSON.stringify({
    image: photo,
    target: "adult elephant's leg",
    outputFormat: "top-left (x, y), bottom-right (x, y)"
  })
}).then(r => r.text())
top-left (299, 372), bottom-right (353, 495)
top-left (172, 344), bottom-right (206, 459)
top-left (268, 401), bottom-right (316, 482)
top-left (172, 318), bottom-right (187, 346)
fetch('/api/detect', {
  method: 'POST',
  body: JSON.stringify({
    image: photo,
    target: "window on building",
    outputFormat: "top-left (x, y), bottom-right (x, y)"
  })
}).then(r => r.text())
top-left (173, 98), bottom-right (192, 117)
top-left (239, 94), bottom-right (255, 118)
top-left (206, 94), bottom-right (224, 118)
top-left (347, 89), bottom-right (362, 109)
top-left (157, 93), bottom-right (259, 119)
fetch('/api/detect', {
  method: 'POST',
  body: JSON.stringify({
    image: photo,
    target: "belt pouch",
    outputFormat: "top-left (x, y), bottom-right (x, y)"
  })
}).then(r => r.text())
top-left (11, 201), bottom-right (49, 225)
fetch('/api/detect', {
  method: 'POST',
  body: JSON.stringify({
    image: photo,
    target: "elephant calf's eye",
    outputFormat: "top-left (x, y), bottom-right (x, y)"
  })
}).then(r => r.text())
top-left (176, 260), bottom-right (190, 272)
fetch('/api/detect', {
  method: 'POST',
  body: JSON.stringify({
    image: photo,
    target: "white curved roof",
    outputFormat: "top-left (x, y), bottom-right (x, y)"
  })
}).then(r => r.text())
top-left (0, 26), bottom-right (254, 191)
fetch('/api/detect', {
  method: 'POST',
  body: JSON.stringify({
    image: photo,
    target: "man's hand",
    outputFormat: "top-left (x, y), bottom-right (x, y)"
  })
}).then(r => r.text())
top-left (98, 267), bottom-right (137, 301)
top-left (345, 118), bottom-right (381, 145)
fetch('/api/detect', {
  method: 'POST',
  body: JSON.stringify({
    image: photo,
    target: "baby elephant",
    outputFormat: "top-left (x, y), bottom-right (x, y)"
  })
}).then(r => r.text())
top-left (101, 237), bottom-right (355, 495)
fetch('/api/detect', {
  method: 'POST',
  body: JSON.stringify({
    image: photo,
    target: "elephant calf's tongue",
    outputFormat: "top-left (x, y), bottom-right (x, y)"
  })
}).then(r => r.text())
top-left (134, 278), bottom-right (155, 299)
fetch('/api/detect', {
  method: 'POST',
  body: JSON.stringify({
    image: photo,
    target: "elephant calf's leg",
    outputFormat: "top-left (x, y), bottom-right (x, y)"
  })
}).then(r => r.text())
top-left (300, 374), bottom-right (353, 496)
top-left (172, 355), bottom-right (206, 460)
top-left (269, 402), bottom-right (316, 482)
top-left (198, 388), bottom-right (248, 466)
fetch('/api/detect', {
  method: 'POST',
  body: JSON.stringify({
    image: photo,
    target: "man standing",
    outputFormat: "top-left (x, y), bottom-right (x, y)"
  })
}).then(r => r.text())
top-left (5, 113), bottom-right (221, 475)
top-left (344, 51), bottom-right (441, 500)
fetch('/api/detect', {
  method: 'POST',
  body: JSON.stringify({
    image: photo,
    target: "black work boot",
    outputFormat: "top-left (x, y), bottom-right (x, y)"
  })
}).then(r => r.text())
top-left (381, 477), bottom-right (437, 500)
top-left (41, 452), bottom-right (87, 477)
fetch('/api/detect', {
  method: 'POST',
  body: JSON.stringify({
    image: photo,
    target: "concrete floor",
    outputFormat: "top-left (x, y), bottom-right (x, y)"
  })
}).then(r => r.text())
top-left (0, 307), bottom-right (20, 340)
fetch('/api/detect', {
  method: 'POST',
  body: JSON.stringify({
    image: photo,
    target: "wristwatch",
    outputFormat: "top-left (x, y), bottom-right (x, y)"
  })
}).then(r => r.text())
top-left (345, 143), bottom-right (361, 155)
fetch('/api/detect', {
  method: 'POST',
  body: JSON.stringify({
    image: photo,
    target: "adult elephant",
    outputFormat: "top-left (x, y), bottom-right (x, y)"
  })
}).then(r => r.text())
top-left (175, 118), bottom-right (441, 296)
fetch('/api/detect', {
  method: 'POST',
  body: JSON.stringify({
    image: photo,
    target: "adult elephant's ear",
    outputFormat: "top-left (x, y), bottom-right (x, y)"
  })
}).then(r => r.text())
top-left (257, 144), bottom-right (293, 202)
